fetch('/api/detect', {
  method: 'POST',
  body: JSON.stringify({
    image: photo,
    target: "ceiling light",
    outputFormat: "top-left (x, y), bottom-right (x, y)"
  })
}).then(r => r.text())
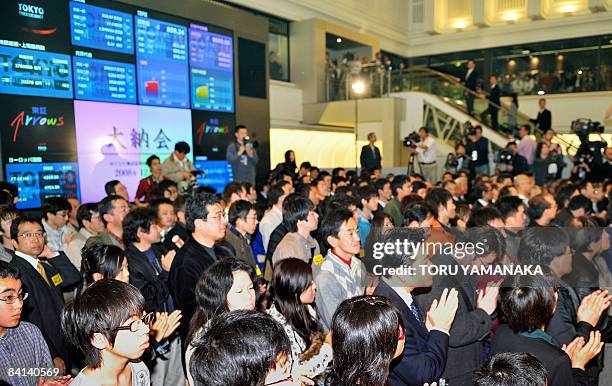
top-left (560, 5), bottom-right (576, 14)
top-left (336, 37), bottom-right (342, 43)
top-left (504, 13), bottom-right (519, 23)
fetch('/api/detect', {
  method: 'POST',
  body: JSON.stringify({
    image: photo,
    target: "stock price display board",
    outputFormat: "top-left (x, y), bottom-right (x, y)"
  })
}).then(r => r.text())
top-left (0, 0), bottom-right (236, 208)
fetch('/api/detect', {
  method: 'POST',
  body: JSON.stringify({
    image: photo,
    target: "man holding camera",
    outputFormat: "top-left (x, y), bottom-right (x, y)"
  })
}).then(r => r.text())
top-left (466, 126), bottom-right (489, 177)
top-left (498, 142), bottom-right (529, 176)
top-left (226, 125), bottom-right (259, 185)
top-left (445, 143), bottom-right (470, 175)
top-left (414, 127), bottom-right (437, 183)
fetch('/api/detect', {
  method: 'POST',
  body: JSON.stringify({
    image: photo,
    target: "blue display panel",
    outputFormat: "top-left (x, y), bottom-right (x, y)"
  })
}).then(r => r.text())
top-left (0, 46), bottom-right (73, 98)
top-left (5, 162), bottom-right (80, 209)
top-left (73, 54), bottom-right (136, 103)
top-left (194, 159), bottom-right (233, 194)
top-left (70, 1), bottom-right (134, 54)
top-left (135, 11), bottom-right (189, 108)
top-left (189, 24), bottom-right (234, 112)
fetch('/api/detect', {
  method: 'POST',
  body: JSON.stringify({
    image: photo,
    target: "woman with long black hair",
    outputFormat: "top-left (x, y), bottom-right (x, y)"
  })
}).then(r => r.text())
top-left (325, 295), bottom-right (404, 386)
top-left (260, 258), bottom-right (332, 383)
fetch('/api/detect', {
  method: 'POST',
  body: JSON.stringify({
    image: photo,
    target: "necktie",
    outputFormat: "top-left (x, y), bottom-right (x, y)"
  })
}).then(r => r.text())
top-left (37, 261), bottom-right (51, 287)
top-left (410, 301), bottom-right (426, 328)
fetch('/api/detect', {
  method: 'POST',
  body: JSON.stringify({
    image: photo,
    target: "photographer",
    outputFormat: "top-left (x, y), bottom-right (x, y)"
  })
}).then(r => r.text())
top-left (532, 142), bottom-right (558, 186)
top-left (496, 142), bottom-right (528, 176)
top-left (542, 128), bottom-right (565, 178)
top-left (226, 125), bottom-right (259, 185)
top-left (466, 125), bottom-right (489, 177)
top-left (572, 137), bottom-right (607, 182)
top-left (414, 127), bottom-right (437, 183)
top-left (445, 143), bottom-right (470, 175)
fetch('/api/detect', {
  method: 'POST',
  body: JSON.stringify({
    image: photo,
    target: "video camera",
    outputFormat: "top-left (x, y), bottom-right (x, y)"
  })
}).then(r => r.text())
top-left (402, 132), bottom-right (420, 148)
top-left (244, 135), bottom-right (259, 149)
top-left (495, 149), bottom-right (514, 165)
top-left (571, 118), bottom-right (604, 138)
top-left (464, 121), bottom-right (478, 136)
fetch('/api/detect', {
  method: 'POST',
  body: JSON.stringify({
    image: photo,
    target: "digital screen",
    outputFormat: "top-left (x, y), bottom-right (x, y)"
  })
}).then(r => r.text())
top-left (0, 46), bottom-right (73, 98)
top-left (0, 0), bottom-right (71, 54)
top-left (0, 96), bottom-right (77, 161)
top-left (70, 1), bottom-right (134, 54)
top-left (191, 111), bottom-right (234, 160)
top-left (73, 55), bottom-right (136, 103)
top-left (5, 162), bottom-right (80, 209)
top-left (189, 24), bottom-right (234, 112)
top-left (135, 13), bottom-right (189, 108)
top-left (194, 159), bottom-right (233, 194)
top-left (74, 101), bottom-right (193, 203)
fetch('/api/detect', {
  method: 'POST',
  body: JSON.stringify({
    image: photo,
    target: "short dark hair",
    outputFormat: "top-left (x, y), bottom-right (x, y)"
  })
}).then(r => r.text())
top-left (356, 186), bottom-right (376, 209)
top-left (299, 161), bottom-right (311, 170)
top-left (159, 179), bottom-right (178, 191)
top-left (0, 260), bottom-right (20, 280)
top-left (185, 193), bottom-right (222, 233)
top-left (282, 193), bottom-right (314, 233)
top-left (320, 208), bottom-right (354, 247)
top-left (104, 180), bottom-right (121, 196)
top-left (174, 141), bottom-right (191, 154)
top-left (222, 182), bottom-right (245, 203)
top-left (98, 195), bottom-right (126, 226)
top-left (234, 124), bottom-right (247, 134)
top-left (80, 243), bottom-right (126, 286)
top-left (462, 226), bottom-right (506, 263)
top-left (403, 201), bottom-right (435, 226)
top-left (495, 196), bottom-right (524, 222)
top-left (146, 155), bottom-right (160, 168)
top-left (268, 182), bottom-right (288, 206)
top-left (374, 178), bottom-right (390, 193)
top-left (391, 175), bottom-right (409, 196)
top-left (527, 194), bottom-right (552, 221)
top-left (190, 310), bottom-right (290, 386)
top-left (10, 216), bottom-right (43, 241)
top-left (329, 296), bottom-right (402, 386)
top-left (556, 184), bottom-right (577, 208)
top-left (467, 207), bottom-right (503, 227)
top-left (500, 274), bottom-right (556, 332)
top-left (188, 258), bottom-right (256, 344)
top-left (62, 279), bottom-right (146, 369)
top-left (77, 203), bottom-right (99, 229)
top-left (568, 194), bottom-right (592, 214)
top-left (425, 188), bottom-right (452, 218)
top-left (149, 197), bottom-right (174, 216)
top-left (228, 200), bottom-right (255, 227)
top-left (122, 207), bottom-right (156, 245)
top-left (518, 227), bottom-right (569, 266)
top-left (0, 206), bottom-right (19, 222)
top-left (41, 196), bottom-right (71, 220)
top-left (475, 352), bottom-right (547, 386)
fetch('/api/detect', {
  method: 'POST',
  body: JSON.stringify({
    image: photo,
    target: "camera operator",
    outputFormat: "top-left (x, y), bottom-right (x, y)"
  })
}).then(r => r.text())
top-left (496, 141), bottom-right (529, 176)
top-left (226, 125), bottom-right (259, 185)
top-left (466, 125), bottom-right (489, 177)
top-left (445, 143), bottom-right (470, 175)
top-left (572, 137), bottom-right (606, 182)
top-left (542, 128), bottom-right (565, 178)
top-left (414, 127), bottom-right (437, 183)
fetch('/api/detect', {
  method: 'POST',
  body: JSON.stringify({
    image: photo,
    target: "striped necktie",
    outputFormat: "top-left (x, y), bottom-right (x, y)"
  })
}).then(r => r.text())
top-left (37, 261), bottom-right (51, 287)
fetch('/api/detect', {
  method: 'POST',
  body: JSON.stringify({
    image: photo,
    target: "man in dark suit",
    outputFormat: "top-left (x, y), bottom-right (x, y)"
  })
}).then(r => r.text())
top-left (462, 59), bottom-right (478, 116)
top-left (373, 228), bottom-right (459, 386)
top-left (481, 75), bottom-right (500, 130)
top-left (360, 132), bottom-right (382, 171)
top-left (9, 216), bottom-right (81, 374)
top-left (168, 193), bottom-right (229, 341)
top-left (530, 98), bottom-right (552, 133)
top-left (415, 227), bottom-right (499, 385)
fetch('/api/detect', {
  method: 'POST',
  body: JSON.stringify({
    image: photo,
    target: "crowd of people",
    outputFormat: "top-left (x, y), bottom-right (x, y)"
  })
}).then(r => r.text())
top-left (0, 124), bottom-right (611, 386)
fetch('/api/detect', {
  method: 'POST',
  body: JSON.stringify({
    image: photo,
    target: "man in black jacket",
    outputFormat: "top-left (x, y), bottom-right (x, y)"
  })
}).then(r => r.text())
top-left (123, 207), bottom-right (184, 385)
top-left (168, 193), bottom-right (228, 341)
top-left (530, 98), bottom-right (552, 133)
top-left (480, 75), bottom-right (500, 130)
top-left (9, 216), bottom-right (81, 374)
top-left (360, 132), bottom-right (382, 171)
top-left (462, 59), bottom-right (478, 116)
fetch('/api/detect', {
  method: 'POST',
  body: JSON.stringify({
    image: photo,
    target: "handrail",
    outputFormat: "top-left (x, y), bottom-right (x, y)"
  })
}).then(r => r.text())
top-left (396, 66), bottom-right (578, 151)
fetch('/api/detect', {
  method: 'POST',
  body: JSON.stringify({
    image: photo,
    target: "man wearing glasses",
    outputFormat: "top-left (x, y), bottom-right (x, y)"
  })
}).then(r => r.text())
top-left (169, 192), bottom-right (229, 341)
top-left (41, 197), bottom-right (75, 254)
top-left (8, 216), bottom-right (81, 376)
top-left (0, 261), bottom-right (62, 386)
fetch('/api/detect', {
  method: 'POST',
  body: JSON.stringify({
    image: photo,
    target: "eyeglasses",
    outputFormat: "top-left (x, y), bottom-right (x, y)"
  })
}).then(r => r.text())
top-left (54, 211), bottom-right (69, 217)
top-left (0, 292), bottom-right (28, 304)
top-left (206, 213), bottom-right (226, 222)
top-left (112, 312), bottom-right (155, 333)
top-left (245, 216), bottom-right (258, 221)
top-left (18, 232), bottom-right (46, 239)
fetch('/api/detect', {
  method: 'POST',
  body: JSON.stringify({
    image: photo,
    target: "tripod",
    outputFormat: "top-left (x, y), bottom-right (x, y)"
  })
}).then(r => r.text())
top-left (406, 149), bottom-right (422, 176)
